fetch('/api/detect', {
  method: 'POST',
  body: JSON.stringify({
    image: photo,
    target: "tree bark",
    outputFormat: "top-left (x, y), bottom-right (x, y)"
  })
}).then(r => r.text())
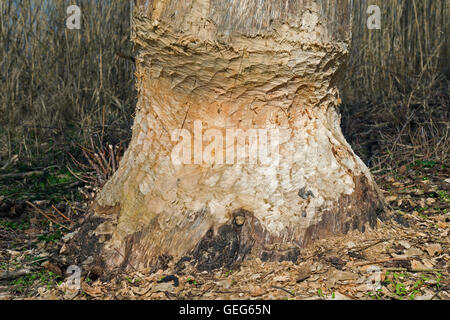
top-left (87, 0), bottom-right (385, 273)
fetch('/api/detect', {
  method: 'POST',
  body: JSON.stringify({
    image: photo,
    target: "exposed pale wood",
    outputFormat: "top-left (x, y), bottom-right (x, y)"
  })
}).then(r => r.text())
top-left (90, 0), bottom-right (385, 272)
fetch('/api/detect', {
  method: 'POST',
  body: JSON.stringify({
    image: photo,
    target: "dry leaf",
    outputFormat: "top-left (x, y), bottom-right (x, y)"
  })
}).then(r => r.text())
top-left (82, 283), bottom-right (103, 298)
top-left (405, 247), bottom-right (423, 257)
top-left (249, 285), bottom-right (265, 297)
top-left (425, 243), bottom-right (442, 257)
top-left (131, 284), bottom-right (152, 295)
top-left (386, 195), bottom-right (398, 202)
top-left (152, 282), bottom-right (175, 293)
top-left (296, 266), bottom-right (312, 283)
top-left (411, 260), bottom-right (425, 270)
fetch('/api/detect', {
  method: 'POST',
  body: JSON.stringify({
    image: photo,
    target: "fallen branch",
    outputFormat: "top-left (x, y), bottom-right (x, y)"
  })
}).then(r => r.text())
top-left (0, 170), bottom-right (44, 180)
top-left (355, 258), bottom-right (410, 267)
top-left (0, 269), bottom-right (31, 280)
top-left (384, 268), bottom-right (446, 273)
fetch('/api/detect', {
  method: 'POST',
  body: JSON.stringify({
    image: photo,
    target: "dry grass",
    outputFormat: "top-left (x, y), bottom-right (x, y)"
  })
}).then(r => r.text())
top-left (0, 0), bottom-right (135, 165)
top-left (341, 0), bottom-right (449, 168)
top-left (346, 0), bottom-right (448, 105)
top-left (0, 0), bottom-right (448, 168)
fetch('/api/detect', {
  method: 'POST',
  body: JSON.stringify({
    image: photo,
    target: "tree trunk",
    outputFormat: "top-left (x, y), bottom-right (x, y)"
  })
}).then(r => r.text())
top-left (88, 0), bottom-right (385, 273)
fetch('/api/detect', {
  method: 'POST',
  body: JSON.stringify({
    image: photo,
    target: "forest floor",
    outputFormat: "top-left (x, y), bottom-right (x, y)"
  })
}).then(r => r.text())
top-left (0, 160), bottom-right (449, 300)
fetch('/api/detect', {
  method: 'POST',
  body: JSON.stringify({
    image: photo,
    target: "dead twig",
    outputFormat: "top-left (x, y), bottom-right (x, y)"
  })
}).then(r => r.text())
top-left (25, 201), bottom-right (70, 230)
top-left (51, 205), bottom-right (73, 224)
top-left (66, 165), bottom-right (91, 184)
top-left (272, 285), bottom-right (295, 296)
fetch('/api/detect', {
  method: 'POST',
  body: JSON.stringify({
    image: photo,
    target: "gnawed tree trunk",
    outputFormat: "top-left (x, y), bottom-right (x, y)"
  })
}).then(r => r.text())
top-left (84, 0), bottom-right (385, 273)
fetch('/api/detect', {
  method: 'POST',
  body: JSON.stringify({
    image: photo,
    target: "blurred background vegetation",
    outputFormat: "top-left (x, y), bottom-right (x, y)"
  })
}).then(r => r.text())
top-left (0, 0), bottom-right (448, 170)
